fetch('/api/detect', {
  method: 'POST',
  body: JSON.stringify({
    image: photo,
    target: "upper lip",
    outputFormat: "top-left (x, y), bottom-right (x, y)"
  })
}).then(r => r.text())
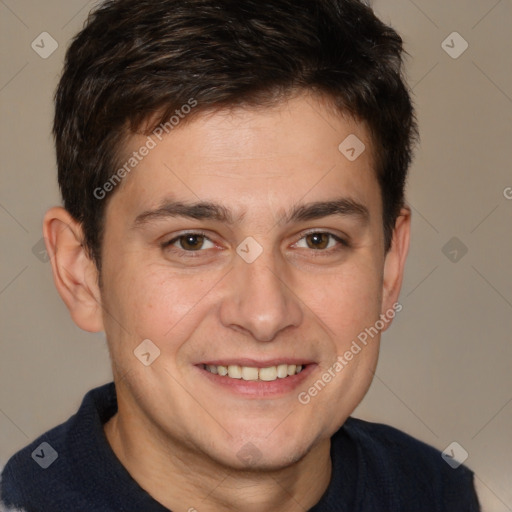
top-left (198, 358), bottom-right (314, 368)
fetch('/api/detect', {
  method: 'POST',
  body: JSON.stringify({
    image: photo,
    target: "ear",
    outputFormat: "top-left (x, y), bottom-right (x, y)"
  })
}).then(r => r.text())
top-left (42, 206), bottom-right (104, 332)
top-left (380, 207), bottom-right (411, 328)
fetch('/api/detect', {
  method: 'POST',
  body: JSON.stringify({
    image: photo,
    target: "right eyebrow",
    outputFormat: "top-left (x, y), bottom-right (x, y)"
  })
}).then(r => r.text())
top-left (132, 200), bottom-right (241, 229)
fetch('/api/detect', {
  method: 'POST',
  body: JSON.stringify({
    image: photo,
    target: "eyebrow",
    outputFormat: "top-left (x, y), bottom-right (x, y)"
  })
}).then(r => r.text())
top-left (132, 197), bottom-right (369, 228)
top-left (285, 198), bottom-right (369, 224)
top-left (133, 201), bottom-right (238, 227)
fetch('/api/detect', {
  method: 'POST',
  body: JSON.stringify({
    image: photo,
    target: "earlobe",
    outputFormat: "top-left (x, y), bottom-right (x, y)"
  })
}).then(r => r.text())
top-left (43, 206), bottom-right (104, 333)
top-left (380, 207), bottom-right (411, 324)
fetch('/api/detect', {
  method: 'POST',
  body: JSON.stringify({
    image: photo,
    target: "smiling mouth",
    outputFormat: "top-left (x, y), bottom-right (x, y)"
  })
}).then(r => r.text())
top-left (202, 363), bottom-right (306, 382)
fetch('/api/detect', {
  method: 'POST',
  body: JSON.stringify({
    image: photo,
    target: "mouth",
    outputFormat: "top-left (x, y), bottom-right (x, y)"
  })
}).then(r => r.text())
top-left (202, 363), bottom-right (305, 382)
top-left (196, 360), bottom-right (315, 398)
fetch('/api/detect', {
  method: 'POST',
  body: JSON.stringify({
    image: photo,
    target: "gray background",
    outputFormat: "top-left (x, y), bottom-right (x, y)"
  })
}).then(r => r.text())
top-left (1, 1), bottom-right (511, 509)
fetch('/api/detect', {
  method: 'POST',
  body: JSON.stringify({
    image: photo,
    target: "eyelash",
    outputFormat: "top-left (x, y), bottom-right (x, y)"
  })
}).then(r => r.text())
top-left (295, 231), bottom-right (350, 255)
top-left (161, 230), bottom-right (350, 257)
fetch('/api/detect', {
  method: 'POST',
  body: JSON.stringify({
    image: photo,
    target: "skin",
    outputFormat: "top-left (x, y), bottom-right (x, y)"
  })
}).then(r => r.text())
top-left (44, 93), bottom-right (410, 511)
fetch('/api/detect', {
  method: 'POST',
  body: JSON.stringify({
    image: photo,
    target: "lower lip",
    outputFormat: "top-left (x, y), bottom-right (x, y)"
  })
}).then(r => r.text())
top-left (195, 364), bottom-right (316, 398)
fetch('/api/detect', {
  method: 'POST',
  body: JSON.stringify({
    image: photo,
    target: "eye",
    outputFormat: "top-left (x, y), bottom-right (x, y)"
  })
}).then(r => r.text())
top-left (163, 233), bottom-right (215, 252)
top-left (294, 232), bottom-right (347, 251)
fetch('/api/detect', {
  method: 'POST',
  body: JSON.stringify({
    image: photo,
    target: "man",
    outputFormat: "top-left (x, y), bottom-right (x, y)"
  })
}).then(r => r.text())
top-left (1, 0), bottom-right (480, 510)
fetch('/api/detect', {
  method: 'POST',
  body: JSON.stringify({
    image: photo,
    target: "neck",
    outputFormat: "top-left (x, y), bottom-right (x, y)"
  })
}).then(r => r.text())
top-left (104, 402), bottom-right (332, 512)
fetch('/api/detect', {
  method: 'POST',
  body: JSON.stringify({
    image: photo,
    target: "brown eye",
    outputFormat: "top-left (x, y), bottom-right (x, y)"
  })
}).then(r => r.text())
top-left (305, 232), bottom-right (331, 250)
top-left (294, 232), bottom-right (347, 253)
top-left (178, 234), bottom-right (206, 251)
top-left (162, 232), bottom-right (216, 255)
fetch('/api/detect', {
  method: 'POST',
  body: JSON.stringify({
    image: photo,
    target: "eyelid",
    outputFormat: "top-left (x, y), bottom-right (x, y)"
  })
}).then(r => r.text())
top-left (292, 229), bottom-right (350, 249)
top-left (161, 230), bottom-right (217, 250)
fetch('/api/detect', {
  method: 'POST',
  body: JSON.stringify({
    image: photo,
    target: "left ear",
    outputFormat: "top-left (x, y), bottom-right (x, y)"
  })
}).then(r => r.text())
top-left (380, 207), bottom-right (411, 325)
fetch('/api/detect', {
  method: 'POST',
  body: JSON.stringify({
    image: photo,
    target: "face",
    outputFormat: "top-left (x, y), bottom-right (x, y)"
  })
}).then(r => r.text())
top-left (98, 93), bottom-right (401, 470)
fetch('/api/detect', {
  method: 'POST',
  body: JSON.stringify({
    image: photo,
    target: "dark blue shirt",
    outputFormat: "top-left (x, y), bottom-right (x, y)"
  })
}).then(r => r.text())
top-left (1, 382), bottom-right (480, 511)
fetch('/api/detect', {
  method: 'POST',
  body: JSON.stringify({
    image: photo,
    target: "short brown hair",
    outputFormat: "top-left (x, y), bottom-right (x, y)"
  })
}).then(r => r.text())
top-left (54, 0), bottom-right (418, 270)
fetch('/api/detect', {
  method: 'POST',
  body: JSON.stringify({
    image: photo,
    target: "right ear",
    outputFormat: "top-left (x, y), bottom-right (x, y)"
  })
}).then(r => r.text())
top-left (42, 207), bottom-right (104, 332)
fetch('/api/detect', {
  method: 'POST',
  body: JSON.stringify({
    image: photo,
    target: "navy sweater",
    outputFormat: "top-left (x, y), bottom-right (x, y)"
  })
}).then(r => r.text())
top-left (1, 382), bottom-right (480, 511)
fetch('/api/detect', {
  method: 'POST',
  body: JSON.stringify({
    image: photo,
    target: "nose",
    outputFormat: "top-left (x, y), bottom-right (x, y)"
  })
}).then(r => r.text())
top-left (219, 249), bottom-right (303, 342)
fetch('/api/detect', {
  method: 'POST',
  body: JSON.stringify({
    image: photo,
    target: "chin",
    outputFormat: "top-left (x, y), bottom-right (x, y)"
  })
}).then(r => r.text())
top-left (215, 445), bottom-right (310, 473)
top-left (202, 428), bottom-right (316, 472)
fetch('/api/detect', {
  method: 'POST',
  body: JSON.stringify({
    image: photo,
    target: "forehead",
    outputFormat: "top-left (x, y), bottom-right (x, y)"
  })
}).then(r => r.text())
top-left (108, 94), bottom-right (380, 221)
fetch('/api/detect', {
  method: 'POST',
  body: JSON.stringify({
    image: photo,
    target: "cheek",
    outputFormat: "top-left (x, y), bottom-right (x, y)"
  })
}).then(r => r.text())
top-left (104, 264), bottom-right (221, 343)
top-left (298, 259), bottom-right (383, 343)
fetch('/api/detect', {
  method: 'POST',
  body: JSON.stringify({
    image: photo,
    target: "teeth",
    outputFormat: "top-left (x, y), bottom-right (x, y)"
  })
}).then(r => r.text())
top-left (204, 363), bottom-right (305, 381)
top-left (241, 366), bottom-right (259, 381)
top-left (259, 366), bottom-right (277, 381)
top-left (227, 365), bottom-right (242, 379)
top-left (277, 364), bottom-right (288, 378)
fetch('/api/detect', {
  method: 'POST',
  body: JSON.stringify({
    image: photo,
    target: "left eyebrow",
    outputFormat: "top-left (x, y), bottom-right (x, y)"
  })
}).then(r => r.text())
top-left (282, 198), bottom-right (370, 225)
